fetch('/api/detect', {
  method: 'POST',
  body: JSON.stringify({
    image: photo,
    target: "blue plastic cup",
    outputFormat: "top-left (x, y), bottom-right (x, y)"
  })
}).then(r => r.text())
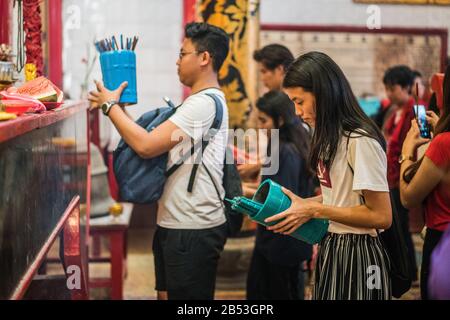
top-left (99, 50), bottom-right (137, 104)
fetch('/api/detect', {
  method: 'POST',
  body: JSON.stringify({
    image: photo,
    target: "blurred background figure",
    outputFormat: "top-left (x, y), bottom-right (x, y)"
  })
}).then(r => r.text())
top-left (383, 65), bottom-right (419, 284)
top-left (246, 91), bottom-right (314, 300)
top-left (253, 44), bottom-right (294, 92)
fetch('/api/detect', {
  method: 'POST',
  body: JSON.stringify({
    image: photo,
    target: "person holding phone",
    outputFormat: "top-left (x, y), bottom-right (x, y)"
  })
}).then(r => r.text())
top-left (400, 66), bottom-right (450, 300)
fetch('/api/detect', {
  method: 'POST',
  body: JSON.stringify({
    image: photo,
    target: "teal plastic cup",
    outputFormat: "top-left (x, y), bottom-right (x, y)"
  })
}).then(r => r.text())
top-left (251, 179), bottom-right (329, 244)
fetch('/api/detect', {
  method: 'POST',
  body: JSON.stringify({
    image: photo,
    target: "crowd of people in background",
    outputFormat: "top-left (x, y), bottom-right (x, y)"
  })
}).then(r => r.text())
top-left (244, 43), bottom-right (450, 300)
top-left (89, 22), bottom-right (450, 300)
top-left (371, 64), bottom-right (450, 299)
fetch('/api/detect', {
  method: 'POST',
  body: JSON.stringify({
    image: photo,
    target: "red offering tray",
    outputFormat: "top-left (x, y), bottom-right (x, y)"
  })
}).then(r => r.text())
top-left (1, 100), bottom-right (40, 115)
top-left (4, 106), bottom-right (30, 115)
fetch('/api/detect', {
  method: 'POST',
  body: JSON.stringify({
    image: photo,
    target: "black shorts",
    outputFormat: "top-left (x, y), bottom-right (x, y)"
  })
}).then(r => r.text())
top-left (152, 223), bottom-right (227, 300)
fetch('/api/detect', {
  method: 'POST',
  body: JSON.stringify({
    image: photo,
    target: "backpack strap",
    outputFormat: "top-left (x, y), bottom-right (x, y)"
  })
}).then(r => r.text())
top-left (187, 93), bottom-right (224, 192)
top-left (165, 138), bottom-right (201, 177)
top-left (202, 162), bottom-right (225, 209)
top-left (165, 93), bottom-right (224, 192)
top-left (164, 100), bottom-right (195, 178)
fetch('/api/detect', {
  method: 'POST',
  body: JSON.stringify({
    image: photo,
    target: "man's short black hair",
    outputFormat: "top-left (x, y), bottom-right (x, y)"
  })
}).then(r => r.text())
top-left (383, 65), bottom-right (414, 89)
top-left (253, 44), bottom-right (294, 71)
top-left (185, 22), bottom-right (230, 72)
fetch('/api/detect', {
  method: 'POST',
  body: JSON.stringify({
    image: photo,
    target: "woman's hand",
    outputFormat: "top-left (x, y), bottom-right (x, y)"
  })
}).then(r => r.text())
top-left (265, 187), bottom-right (321, 235)
top-left (88, 80), bottom-right (128, 110)
top-left (426, 110), bottom-right (440, 131)
top-left (402, 120), bottom-right (431, 156)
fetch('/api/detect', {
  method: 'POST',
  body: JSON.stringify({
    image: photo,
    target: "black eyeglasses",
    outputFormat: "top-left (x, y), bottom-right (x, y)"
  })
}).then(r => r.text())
top-left (178, 50), bottom-right (209, 60)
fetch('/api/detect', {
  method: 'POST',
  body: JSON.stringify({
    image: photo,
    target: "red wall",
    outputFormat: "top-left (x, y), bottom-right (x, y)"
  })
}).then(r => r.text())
top-left (47, 0), bottom-right (63, 88)
top-left (0, 0), bottom-right (12, 44)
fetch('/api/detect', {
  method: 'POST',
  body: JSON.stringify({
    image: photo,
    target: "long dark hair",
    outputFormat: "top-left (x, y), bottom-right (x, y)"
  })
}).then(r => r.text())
top-left (404, 65), bottom-right (450, 182)
top-left (283, 51), bottom-right (386, 170)
top-left (256, 90), bottom-right (311, 175)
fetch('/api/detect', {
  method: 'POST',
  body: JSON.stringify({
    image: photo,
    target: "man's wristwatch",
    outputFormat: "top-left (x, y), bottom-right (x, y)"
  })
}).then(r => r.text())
top-left (398, 154), bottom-right (414, 164)
top-left (101, 100), bottom-right (118, 116)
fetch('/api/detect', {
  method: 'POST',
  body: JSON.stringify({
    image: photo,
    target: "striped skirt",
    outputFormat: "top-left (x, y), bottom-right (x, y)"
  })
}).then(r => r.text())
top-left (313, 233), bottom-right (392, 300)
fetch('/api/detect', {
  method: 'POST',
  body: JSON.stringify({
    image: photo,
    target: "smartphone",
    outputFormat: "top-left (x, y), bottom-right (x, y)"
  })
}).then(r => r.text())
top-left (414, 105), bottom-right (432, 139)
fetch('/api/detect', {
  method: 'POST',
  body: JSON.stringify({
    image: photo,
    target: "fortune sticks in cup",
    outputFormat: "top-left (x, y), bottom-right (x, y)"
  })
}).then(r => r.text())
top-left (95, 35), bottom-right (139, 104)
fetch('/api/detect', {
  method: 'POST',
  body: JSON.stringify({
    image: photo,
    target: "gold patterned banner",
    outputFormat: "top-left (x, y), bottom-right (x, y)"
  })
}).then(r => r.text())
top-left (196, 0), bottom-right (260, 129)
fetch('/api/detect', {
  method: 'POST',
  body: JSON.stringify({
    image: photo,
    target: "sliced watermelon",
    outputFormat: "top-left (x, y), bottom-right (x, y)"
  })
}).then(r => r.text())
top-left (15, 76), bottom-right (64, 103)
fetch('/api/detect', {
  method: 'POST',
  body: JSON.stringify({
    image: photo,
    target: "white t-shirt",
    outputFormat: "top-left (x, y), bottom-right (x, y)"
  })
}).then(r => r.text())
top-left (156, 88), bottom-right (228, 229)
top-left (317, 133), bottom-right (389, 236)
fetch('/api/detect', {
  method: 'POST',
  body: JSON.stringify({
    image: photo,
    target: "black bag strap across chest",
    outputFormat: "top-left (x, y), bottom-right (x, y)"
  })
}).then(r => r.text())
top-left (165, 93), bottom-right (224, 193)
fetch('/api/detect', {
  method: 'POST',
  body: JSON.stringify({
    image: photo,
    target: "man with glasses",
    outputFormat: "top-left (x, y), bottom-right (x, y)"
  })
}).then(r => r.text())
top-left (88, 22), bottom-right (230, 300)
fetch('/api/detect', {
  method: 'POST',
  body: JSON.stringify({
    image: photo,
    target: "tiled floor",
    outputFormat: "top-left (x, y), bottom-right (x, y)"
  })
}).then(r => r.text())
top-left (123, 229), bottom-right (156, 299)
top-left (121, 229), bottom-right (423, 300)
top-left (46, 228), bottom-right (423, 300)
top-left (123, 229), bottom-right (248, 300)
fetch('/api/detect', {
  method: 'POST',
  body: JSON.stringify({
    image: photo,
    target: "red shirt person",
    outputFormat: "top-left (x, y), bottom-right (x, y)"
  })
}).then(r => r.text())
top-left (383, 65), bottom-right (420, 282)
top-left (423, 132), bottom-right (450, 232)
top-left (400, 65), bottom-right (450, 299)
